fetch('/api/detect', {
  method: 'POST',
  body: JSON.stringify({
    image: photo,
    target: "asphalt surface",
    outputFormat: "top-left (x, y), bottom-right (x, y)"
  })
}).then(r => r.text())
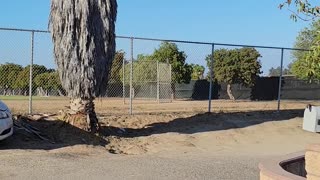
top-left (0, 149), bottom-right (262, 180)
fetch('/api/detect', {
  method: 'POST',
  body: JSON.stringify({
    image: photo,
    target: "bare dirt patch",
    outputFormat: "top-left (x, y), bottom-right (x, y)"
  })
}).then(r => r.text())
top-left (2, 107), bottom-right (317, 157)
top-left (1, 102), bottom-right (320, 179)
top-left (101, 109), bottom-right (318, 155)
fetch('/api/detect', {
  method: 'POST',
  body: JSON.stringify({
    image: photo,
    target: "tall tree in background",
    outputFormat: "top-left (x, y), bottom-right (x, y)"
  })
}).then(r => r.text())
top-left (151, 42), bottom-right (192, 98)
top-left (0, 63), bottom-right (23, 95)
top-left (49, 0), bottom-right (117, 132)
top-left (127, 42), bottom-right (192, 98)
top-left (290, 18), bottom-right (320, 82)
top-left (151, 42), bottom-right (192, 84)
top-left (0, 63), bottom-right (62, 96)
top-left (190, 64), bottom-right (205, 80)
top-left (291, 25), bottom-right (320, 82)
top-left (207, 48), bottom-right (262, 100)
top-left (34, 71), bottom-right (62, 96)
top-left (292, 32), bottom-right (320, 82)
top-left (269, 64), bottom-right (292, 76)
top-left (280, 1), bottom-right (320, 82)
top-left (292, 20), bottom-right (320, 62)
top-left (109, 51), bottom-right (125, 83)
top-left (14, 65), bottom-right (48, 95)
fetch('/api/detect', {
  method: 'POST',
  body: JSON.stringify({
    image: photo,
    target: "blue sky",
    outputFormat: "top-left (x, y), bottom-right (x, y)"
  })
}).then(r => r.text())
top-left (0, 0), bottom-right (311, 75)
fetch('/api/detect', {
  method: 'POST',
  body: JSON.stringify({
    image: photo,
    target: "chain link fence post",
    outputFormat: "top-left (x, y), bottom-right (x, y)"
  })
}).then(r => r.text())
top-left (277, 48), bottom-right (284, 112)
top-left (208, 43), bottom-right (215, 113)
top-left (122, 53), bottom-right (126, 105)
top-left (129, 37), bottom-right (134, 115)
top-left (157, 60), bottom-right (160, 103)
top-left (28, 31), bottom-right (35, 114)
top-left (169, 63), bottom-right (173, 102)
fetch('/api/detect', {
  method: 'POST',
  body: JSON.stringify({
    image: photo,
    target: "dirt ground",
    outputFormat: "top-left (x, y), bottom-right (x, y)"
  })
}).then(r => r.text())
top-left (3, 97), bottom-right (320, 115)
top-left (1, 100), bottom-right (320, 179)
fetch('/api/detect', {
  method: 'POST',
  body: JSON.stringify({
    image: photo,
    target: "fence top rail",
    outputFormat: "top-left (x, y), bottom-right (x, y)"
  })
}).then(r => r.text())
top-left (0, 27), bottom-right (310, 51)
top-left (117, 36), bottom-right (310, 51)
top-left (0, 27), bottom-right (50, 33)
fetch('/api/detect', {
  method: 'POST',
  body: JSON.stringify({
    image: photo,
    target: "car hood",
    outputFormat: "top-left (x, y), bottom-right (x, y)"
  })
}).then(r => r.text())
top-left (0, 101), bottom-right (9, 111)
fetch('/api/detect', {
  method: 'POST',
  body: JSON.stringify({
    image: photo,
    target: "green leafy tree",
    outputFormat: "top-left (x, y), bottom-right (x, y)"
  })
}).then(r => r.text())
top-left (121, 60), bottom-right (157, 85)
top-left (120, 42), bottom-right (192, 98)
top-left (280, 1), bottom-right (320, 83)
top-left (190, 64), bottom-right (205, 80)
top-left (14, 64), bottom-right (48, 95)
top-left (0, 63), bottom-right (23, 95)
top-left (124, 42), bottom-right (193, 84)
top-left (136, 54), bottom-right (152, 61)
top-left (292, 32), bottom-right (320, 82)
top-left (151, 42), bottom-right (192, 84)
top-left (280, 0), bottom-right (320, 21)
top-left (206, 48), bottom-right (262, 100)
top-left (109, 51), bottom-right (125, 83)
top-left (150, 42), bottom-right (192, 98)
top-left (290, 21), bottom-right (320, 81)
top-left (269, 65), bottom-right (292, 76)
top-left (34, 72), bottom-right (62, 96)
top-left (291, 20), bottom-right (320, 70)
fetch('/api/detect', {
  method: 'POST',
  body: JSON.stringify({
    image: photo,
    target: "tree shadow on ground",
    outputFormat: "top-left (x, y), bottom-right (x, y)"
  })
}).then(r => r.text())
top-left (101, 109), bottom-right (304, 138)
top-left (0, 117), bottom-right (108, 150)
top-left (0, 109), bottom-right (305, 150)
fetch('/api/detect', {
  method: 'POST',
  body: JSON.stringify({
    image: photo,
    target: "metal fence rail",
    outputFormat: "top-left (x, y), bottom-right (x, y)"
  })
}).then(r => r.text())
top-left (0, 27), bottom-right (312, 115)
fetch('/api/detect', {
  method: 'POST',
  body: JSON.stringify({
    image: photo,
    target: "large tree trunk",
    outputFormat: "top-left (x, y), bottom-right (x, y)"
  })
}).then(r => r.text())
top-left (227, 84), bottom-right (235, 101)
top-left (67, 98), bottom-right (99, 132)
top-left (49, 0), bottom-right (117, 132)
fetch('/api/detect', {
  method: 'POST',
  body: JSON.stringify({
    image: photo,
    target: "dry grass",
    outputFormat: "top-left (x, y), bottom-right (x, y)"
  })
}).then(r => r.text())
top-left (2, 96), bottom-right (319, 115)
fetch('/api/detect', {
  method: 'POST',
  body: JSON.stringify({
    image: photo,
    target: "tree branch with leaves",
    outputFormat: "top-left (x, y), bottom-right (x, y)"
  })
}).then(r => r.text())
top-left (280, 0), bottom-right (320, 21)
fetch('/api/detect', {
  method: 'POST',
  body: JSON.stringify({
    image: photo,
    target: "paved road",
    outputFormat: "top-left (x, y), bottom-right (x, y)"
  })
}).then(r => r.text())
top-left (0, 149), bottom-right (263, 180)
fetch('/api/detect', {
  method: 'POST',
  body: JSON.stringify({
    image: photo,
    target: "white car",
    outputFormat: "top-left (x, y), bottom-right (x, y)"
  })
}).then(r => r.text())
top-left (0, 100), bottom-right (13, 140)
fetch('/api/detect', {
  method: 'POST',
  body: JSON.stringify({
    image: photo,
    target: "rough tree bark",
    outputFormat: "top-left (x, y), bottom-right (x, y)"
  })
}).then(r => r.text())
top-left (49, 0), bottom-right (117, 132)
top-left (227, 84), bottom-right (235, 101)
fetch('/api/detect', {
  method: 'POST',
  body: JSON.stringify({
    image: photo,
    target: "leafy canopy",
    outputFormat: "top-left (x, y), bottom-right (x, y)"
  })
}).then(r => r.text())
top-left (290, 20), bottom-right (320, 81)
top-left (14, 64), bottom-right (48, 90)
top-left (190, 64), bottom-right (205, 80)
top-left (268, 65), bottom-right (292, 76)
top-left (121, 60), bottom-right (157, 85)
top-left (122, 42), bottom-right (193, 84)
top-left (292, 32), bottom-right (320, 82)
top-left (0, 63), bottom-right (23, 89)
top-left (0, 63), bottom-right (63, 93)
top-left (206, 48), bottom-right (262, 87)
top-left (151, 42), bottom-right (192, 84)
top-left (34, 72), bottom-right (62, 91)
top-left (109, 51), bottom-right (125, 83)
top-left (292, 19), bottom-right (320, 63)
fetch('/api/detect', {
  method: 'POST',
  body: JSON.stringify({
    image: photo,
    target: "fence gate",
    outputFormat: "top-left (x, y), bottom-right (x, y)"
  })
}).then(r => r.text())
top-left (124, 60), bottom-right (172, 104)
top-left (157, 62), bottom-right (172, 103)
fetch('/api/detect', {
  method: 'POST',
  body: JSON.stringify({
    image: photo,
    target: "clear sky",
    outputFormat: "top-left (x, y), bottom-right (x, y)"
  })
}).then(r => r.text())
top-left (0, 0), bottom-right (312, 75)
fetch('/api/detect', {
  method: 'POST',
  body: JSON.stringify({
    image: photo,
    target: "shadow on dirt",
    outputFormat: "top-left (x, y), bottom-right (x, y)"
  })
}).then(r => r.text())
top-left (101, 109), bottom-right (304, 138)
top-left (0, 117), bottom-right (108, 150)
top-left (0, 109), bottom-right (305, 150)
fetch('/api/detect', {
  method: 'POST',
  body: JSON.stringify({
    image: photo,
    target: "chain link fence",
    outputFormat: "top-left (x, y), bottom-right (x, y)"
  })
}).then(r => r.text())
top-left (122, 60), bottom-right (172, 102)
top-left (0, 27), bottom-right (318, 115)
